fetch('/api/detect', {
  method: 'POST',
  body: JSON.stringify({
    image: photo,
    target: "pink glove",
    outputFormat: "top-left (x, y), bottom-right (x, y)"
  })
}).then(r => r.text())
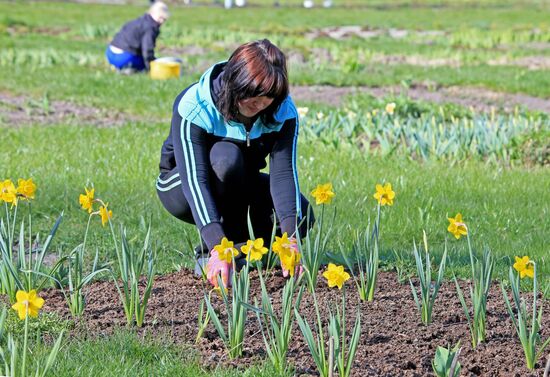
top-left (281, 237), bottom-right (304, 278)
top-left (206, 250), bottom-right (232, 288)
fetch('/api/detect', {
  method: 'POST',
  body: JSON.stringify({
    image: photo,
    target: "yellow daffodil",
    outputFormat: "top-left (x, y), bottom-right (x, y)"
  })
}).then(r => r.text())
top-left (513, 256), bottom-right (534, 279)
top-left (297, 107), bottom-right (309, 118)
top-left (11, 290), bottom-right (45, 320)
top-left (213, 237), bottom-right (239, 263)
top-left (385, 102), bottom-right (396, 115)
top-left (311, 183), bottom-right (335, 205)
top-left (79, 187), bottom-right (95, 213)
top-left (373, 183), bottom-right (395, 206)
top-left (99, 204), bottom-right (113, 226)
top-left (447, 213), bottom-right (468, 240)
top-left (279, 246), bottom-right (301, 277)
top-left (316, 111), bottom-right (325, 120)
top-left (241, 238), bottom-right (268, 262)
top-left (0, 179), bottom-right (17, 206)
top-left (272, 232), bottom-right (293, 255)
top-left (322, 263), bottom-right (350, 289)
top-left (16, 178), bottom-right (36, 201)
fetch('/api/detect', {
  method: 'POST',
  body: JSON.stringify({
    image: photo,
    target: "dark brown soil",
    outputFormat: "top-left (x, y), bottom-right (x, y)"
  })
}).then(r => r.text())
top-left (290, 84), bottom-right (550, 114)
top-left (41, 269), bottom-right (549, 376)
top-left (0, 92), bottom-right (139, 128)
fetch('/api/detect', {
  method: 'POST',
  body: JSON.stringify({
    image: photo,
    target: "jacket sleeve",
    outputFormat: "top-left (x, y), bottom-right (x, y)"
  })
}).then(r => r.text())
top-left (171, 115), bottom-right (225, 250)
top-left (269, 117), bottom-right (302, 237)
top-left (141, 28), bottom-right (158, 70)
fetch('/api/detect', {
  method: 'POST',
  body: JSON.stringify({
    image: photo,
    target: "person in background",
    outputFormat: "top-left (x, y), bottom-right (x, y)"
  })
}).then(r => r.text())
top-left (106, 1), bottom-right (169, 73)
top-left (156, 39), bottom-right (314, 287)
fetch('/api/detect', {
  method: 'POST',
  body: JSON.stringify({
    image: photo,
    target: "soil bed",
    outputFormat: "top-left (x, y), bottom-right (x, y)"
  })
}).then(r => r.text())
top-left (291, 84), bottom-right (550, 114)
top-left (42, 269), bottom-right (549, 376)
top-left (0, 92), bottom-right (139, 128)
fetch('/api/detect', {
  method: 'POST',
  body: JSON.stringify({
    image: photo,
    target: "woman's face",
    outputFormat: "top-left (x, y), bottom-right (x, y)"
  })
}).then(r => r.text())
top-left (237, 96), bottom-right (274, 118)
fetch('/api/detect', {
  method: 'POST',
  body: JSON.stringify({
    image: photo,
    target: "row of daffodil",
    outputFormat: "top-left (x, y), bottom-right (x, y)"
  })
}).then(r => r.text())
top-left (297, 102), bottom-right (397, 120)
top-left (0, 178), bottom-right (36, 206)
top-left (297, 103), bottom-right (541, 162)
top-left (1, 179), bottom-right (151, 328)
top-left (3, 179), bottom-right (547, 373)
top-left (79, 186), bottom-right (153, 327)
top-left (199, 182), bottom-right (393, 377)
top-left (203, 180), bottom-right (547, 374)
top-left (0, 178), bottom-right (41, 303)
top-left (440, 212), bottom-right (547, 370)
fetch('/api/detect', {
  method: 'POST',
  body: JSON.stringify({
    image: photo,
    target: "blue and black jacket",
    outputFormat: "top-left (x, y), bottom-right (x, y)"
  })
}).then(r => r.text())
top-left (158, 62), bottom-right (302, 250)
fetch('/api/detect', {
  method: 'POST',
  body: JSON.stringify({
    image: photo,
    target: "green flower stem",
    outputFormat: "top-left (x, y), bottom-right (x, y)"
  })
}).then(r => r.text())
top-left (22, 312), bottom-right (28, 377)
top-left (312, 288), bottom-right (328, 376)
top-left (27, 202), bottom-right (32, 282)
top-left (82, 213), bottom-right (93, 254)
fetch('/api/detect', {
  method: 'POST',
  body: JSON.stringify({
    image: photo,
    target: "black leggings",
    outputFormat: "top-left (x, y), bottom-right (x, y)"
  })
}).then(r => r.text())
top-left (157, 141), bottom-right (314, 253)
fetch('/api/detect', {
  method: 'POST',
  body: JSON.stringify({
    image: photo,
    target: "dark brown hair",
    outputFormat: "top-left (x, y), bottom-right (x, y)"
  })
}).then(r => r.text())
top-left (217, 39), bottom-right (289, 124)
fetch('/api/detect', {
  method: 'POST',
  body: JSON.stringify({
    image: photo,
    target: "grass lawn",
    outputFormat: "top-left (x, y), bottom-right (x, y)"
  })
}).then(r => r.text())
top-left (0, 1), bottom-right (549, 375)
top-left (1, 122), bottom-right (548, 284)
top-left (2, 1), bottom-right (550, 104)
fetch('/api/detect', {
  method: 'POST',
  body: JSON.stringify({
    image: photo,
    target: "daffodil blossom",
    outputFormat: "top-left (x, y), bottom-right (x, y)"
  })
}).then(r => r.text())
top-left (214, 237), bottom-right (239, 263)
top-left (0, 179), bottom-right (17, 206)
top-left (11, 290), bottom-right (45, 320)
top-left (385, 102), bottom-right (396, 115)
top-left (279, 247), bottom-right (300, 277)
top-left (513, 256), bottom-right (534, 279)
top-left (447, 213), bottom-right (468, 239)
top-left (272, 232), bottom-right (294, 255)
top-left (241, 238), bottom-right (268, 262)
top-left (311, 183), bottom-right (335, 205)
top-left (297, 107), bottom-right (309, 118)
top-left (322, 263), bottom-right (350, 289)
top-left (373, 183), bottom-right (395, 206)
top-left (99, 203), bottom-right (113, 226)
top-left (16, 178), bottom-right (36, 200)
top-left (79, 187), bottom-right (95, 213)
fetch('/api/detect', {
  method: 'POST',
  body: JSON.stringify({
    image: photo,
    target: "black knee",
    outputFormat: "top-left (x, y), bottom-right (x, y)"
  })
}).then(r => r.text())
top-left (210, 142), bottom-right (244, 184)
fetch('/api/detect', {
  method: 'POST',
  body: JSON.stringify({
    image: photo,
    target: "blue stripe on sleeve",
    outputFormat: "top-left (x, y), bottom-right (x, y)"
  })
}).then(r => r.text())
top-left (181, 120), bottom-right (210, 226)
top-left (292, 119), bottom-right (301, 218)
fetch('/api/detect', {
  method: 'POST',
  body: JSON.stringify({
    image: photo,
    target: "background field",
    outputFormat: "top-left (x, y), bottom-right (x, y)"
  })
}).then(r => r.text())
top-left (0, 1), bottom-right (549, 375)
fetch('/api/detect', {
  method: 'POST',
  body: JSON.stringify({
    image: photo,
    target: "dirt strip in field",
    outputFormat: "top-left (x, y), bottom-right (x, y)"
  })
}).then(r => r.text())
top-left (0, 92), bottom-right (139, 128)
top-left (2, 82), bottom-right (549, 129)
top-left (42, 269), bottom-right (549, 376)
top-left (291, 84), bottom-right (550, 113)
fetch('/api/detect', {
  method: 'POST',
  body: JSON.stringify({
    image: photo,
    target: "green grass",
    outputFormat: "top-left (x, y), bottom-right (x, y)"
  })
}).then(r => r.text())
top-left (0, 1), bottom-right (549, 374)
top-left (1, 1), bottom-right (550, 104)
top-left (25, 330), bottom-right (283, 377)
top-left (1, 122), bottom-right (548, 285)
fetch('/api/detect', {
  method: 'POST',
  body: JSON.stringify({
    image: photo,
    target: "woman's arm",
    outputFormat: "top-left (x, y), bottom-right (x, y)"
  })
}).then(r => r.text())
top-left (171, 115), bottom-right (225, 250)
top-left (269, 117), bottom-right (302, 236)
top-left (141, 27), bottom-right (158, 70)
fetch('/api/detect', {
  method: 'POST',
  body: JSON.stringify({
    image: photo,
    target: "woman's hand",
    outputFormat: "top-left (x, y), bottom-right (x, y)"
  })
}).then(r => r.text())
top-left (206, 250), bottom-right (232, 288)
top-left (281, 237), bottom-right (304, 278)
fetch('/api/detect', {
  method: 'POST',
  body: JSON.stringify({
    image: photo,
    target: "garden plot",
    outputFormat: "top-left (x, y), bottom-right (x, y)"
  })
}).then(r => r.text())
top-left (1, 179), bottom-right (548, 376)
top-left (38, 269), bottom-right (549, 376)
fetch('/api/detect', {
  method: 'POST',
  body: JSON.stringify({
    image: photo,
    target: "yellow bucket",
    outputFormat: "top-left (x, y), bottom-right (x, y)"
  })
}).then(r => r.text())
top-left (150, 59), bottom-right (181, 80)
